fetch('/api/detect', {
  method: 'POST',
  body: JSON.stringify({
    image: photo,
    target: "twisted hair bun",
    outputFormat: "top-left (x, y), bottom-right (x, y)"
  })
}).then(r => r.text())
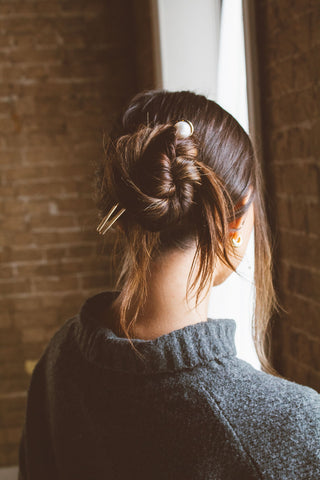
top-left (108, 124), bottom-right (201, 232)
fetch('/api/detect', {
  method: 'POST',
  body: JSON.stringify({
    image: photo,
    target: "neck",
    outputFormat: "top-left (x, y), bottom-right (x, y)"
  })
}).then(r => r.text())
top-left (129, 247), bottom-right (211, 340)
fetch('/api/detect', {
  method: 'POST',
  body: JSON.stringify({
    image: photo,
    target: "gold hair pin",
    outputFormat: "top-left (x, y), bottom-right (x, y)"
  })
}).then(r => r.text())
top-left (97, 203), bottom-right (126, 235)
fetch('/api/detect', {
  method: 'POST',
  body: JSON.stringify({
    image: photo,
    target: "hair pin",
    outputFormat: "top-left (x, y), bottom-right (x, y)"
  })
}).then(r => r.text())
top-left (97, 203), bottom-right (126, 235)
top-left (174, 120), bottom-right (194, 139)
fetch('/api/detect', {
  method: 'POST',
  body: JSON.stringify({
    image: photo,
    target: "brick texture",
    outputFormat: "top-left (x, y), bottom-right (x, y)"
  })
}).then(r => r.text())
top-left (255, 0), bottom-right (320, 391)
top-left (0, 0), bottom-right (155, 467)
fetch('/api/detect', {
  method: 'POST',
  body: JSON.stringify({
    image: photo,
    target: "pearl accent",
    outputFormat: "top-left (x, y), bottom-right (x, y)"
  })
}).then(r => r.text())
top-left (174, 120), bottom-right (194, 139)
top-left (231, 235), bottom-right (243, 247)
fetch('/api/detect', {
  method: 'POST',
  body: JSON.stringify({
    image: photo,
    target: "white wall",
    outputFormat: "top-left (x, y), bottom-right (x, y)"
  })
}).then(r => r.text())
top-left (157, 0), bottom-right (221, 99)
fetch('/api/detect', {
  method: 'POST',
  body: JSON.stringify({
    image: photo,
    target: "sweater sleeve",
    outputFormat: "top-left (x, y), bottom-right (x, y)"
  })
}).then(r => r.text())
top-left (18, 351), bottom-right (58, 480)
top-left (199, 360), bottom-right (320, 480)
top-left (240, 383), bottom-right (320, 479)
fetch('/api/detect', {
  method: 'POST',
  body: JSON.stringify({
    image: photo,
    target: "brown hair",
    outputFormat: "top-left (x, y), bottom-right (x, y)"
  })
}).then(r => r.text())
top-left (96, 90), bottom-right (279, 375)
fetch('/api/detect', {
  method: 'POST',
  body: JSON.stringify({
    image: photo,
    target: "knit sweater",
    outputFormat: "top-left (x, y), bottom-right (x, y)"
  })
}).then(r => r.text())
top-left (18, 291), bottom-right (320, 480)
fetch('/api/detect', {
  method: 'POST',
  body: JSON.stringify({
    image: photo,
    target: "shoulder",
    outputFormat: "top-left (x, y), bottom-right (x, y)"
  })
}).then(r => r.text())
top-left (230, 357), bottom-right (320, 423)
top-left (192, 357), bottom-right (320, 479)
top-left (233, 360), bottom-right (320, 450)
top-left (28, 314), bottom-right (80, 385)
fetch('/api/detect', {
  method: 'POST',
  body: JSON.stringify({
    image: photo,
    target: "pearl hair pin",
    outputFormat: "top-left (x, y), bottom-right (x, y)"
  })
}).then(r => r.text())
top-left (174, 120), bottom-right (194, 139)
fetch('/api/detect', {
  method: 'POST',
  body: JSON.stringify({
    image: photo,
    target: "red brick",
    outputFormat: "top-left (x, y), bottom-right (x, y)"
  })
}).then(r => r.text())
top-left (29, 213), bottom-right (76, 229)
top-left (80, 273), bottom-right (108, 289)
top-left (2, 247), bottom-right (43, 263)
top-left (275, 196), bottom-right (307, 232)
top-left (311, 117), bottom-right (320, 157)
top-left (281, 354), bottom-right (319, 390)
top-left (265, 60), bottom-right (294, 100)
top-left (273, 163), bottom-right (319, 196)
top-left (0, 279), bottom-right (31, 295)
top-left (45, 247), bottom-right (69, 259)
top-left (13, 309), bottom-right (57, 328)
top-left (33, 276), bottom-right (79, 293)
top-left (257, 0), bottom-right (320, 391)
top-left (307, 201), bottom-right (320, 235)
top-left (285, 265), bottom-right (320, 302)
top-left (0, 0), bottom-right (143, 466)
top-left (280, 292), bottom-right (320, 338)
top-left (278, 231), bottom-right (318, 268)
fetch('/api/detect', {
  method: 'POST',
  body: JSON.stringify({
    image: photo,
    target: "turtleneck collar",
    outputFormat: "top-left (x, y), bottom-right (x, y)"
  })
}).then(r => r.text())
top-left (74, 291), bottom-right (237, 375)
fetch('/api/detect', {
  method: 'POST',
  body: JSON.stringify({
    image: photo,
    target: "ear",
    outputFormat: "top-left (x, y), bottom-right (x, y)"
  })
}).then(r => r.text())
top-left (229, 187), bottom-right (253, 233)
top-left (229, 214), bottom-right (243, 233)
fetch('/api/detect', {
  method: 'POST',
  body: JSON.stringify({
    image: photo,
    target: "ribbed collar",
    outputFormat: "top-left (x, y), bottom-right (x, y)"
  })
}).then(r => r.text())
top-left (74, 291), bottom-right (237, 375)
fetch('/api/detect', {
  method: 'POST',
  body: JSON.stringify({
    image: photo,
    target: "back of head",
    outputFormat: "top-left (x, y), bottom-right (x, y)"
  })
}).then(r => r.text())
top-left (95, 89), bottom-right (277, 375)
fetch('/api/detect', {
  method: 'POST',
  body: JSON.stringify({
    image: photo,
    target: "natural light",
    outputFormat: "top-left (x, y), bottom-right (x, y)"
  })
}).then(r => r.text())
top-left (155, 0), bottom-right (260, 369)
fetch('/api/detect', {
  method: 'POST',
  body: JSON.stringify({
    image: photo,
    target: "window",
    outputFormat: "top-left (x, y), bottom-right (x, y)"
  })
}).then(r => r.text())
top-left (153, 0), bottom-right (260, 369)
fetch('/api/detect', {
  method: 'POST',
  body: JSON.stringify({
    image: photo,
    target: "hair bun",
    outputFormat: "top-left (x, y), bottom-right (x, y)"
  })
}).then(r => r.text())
top-left (110, 124), bottom-right (201, 232)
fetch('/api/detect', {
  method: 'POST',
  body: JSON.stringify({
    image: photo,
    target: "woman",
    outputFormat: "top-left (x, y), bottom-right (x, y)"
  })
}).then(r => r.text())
top-left (19, 90), bottom-right (320, 479)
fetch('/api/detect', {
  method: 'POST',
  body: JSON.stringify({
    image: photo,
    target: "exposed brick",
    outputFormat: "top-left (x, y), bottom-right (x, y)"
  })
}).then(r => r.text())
top-left (45, 246), bottom-right (69, 259)
top-left (281, 354), bottom-right (320, 390)
top-left (284, 264), bottom-right (320, 302)
top-left (292, 50), bottom-right (317, 91)
top-left (311, 117), bottom-right (320, 156)
top-left (273, 162), bottom-right (319, 196)
top-left (280, 291), bottom-right (320, 336)
top-left (276, 196), bottom-right (309, 232)
top-left (7, 428), bottom-right (22, 445)
top-left (21, 326), bottom-right (47, 344)
top-left (257, 0), bottom-right (320, 391)
top-left (307, 201), bottom-right (320, 235)
top-left (13, 309), bottom-right (58, 329)
top-left (278, 231), bottom-right (318, 268)
top-left (28, 213), bottom-right (77, 230)
top-left (1, 247), bottom-right (44, 263)
top-left (32, 276), bottom-right (79, 293)
top-left (0, 265), bottom-right (14, 279)
top-left (268, 127), bottom-right (313, 163)
top-left (267, 89), bottom-right (319, 130)
top-left (0, 279), bottom-right (31, 296)
top-left (80, 273), bottom-right (109, 290)
top-left (0, 0), bottom-right (146, 464)
top-left (0, 396), bottom-right (27, 429)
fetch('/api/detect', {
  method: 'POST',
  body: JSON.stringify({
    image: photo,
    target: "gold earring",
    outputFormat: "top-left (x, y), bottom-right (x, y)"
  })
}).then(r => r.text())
top-left (231, 234), bottom-right (243, 247)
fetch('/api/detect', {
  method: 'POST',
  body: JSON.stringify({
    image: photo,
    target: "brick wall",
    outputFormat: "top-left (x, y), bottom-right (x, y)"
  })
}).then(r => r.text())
top-left (255, 0), bottom-right (320, 390)
top-left (0, 0), bottom-right (152, 466)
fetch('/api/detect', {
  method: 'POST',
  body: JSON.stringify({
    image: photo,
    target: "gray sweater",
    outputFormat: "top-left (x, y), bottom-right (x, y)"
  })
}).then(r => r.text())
top-left (19, 291), bottom-right (320, 479)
